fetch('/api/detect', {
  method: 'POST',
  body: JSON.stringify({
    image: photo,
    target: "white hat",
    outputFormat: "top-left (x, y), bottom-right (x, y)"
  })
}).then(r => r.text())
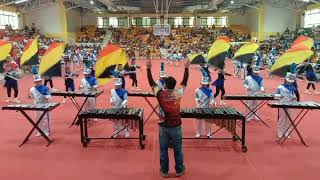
top-left (33, 74), bottom-right (42, 82)
top-left (83, 68), bottom-right (92, 75)
top-left (201, 76), bottom-right (210, 85)
top-left (285, 72), bottom-right (294, 83)
top-left (159, 71), bottom-right (166, 78)
top-left (114, 78), bottom-right (122, 86)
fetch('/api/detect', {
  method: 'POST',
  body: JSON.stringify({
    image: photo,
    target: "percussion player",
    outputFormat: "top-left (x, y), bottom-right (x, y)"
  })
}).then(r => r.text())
top-left (146, 59), bottom-right (189, 177)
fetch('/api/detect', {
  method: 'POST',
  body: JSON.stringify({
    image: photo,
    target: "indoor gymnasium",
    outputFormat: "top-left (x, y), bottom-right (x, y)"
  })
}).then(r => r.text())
top-left (0, 0), bottom-right (320, 179)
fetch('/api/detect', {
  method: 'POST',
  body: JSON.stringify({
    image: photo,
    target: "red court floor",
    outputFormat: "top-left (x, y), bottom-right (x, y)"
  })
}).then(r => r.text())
top-left (0, 60), bottom-right (320, 180)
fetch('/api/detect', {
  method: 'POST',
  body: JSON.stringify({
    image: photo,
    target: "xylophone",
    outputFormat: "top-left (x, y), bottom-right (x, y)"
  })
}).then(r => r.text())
top-left (51, 90), bottom-right (104, 126)
top-left (268, 101), bottom-right (320, 146)
top-left (127, 91), bottom-right (159, 126)
top-left (180, 107), bottom-right (247, 152)
top-left (223, 93), bottom-right (276, 127)
top-left (51, 90), bottom-right (103, 98)
top-left (78, 108), bottom-right (145, 149)
top-left (223, 93), bottom-right (275, 100)
top-left (127, 92), bottom-right (155, 97)
top-left (2, 103), bottom-right (60, 146)
top-left (268, 101), bottom-right (320, 109)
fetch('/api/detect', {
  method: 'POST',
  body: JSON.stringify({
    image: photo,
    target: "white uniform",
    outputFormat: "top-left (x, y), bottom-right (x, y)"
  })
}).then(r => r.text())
top-left (29, 86), bottom-right (51, 135)
top-left (195, 87), bottom-right (214, 136)
top-left (275, 84), bottom-right (297, 138)
top-left (110, 88), bottom-right (129, 137)
top-left (244, 75), bottom-right (264, 121)
top-left (80, 77), bottom-right (98, 114)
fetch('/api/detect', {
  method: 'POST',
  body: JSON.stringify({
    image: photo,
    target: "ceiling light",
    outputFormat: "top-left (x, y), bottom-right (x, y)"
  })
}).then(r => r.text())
top-left (230, 0), bottom-right (234, 4)
top-left (90, 0), bottom-right (94, 4)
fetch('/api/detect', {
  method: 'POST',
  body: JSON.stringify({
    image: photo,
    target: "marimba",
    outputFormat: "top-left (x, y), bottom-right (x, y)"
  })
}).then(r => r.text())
top-left (224, 93), bottom-right (276, 127)
top-left (2, 103), bottom-right (60, 146)
top-left (127, 91), bottom-right (159, 126)
top-left (78, 108), bottom-right (145, 149)
top-left (180, 107), bottom-right (247, 152)
top-left (51, 90), bottom-right (104, 126)
top-left (268, 101), bottom-right (320, 146)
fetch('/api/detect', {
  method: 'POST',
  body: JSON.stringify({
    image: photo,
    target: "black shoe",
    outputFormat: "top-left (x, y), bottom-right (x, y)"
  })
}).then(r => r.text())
top-left (176, 166), bottom-right (186, 177)
top-left (160, 170), bottom-right (169, 177)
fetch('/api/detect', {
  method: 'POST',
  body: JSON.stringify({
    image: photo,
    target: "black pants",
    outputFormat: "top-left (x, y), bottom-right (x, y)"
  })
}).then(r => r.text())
top-left (131, 74), bottom-right (138, 87)
top-left (307, 83), bottom-right (315, 90)
top-left (44, 79), bottom-right (53, 88)
top-left (214, 86), bottom-right (225, 99)
top-left (132, 78), bottom-right (138, 87)
top-left (7, 84), bottom-right (18, 98)
top-left (295, 90), bottom-right (300, 102)
top-left (64, 84), bottom-right (75, 98)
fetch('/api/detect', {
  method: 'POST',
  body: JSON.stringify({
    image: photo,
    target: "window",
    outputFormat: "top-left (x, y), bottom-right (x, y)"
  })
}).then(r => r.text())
top-left (174, 17), bottom-right (183, 27)
top-left (189, 17), bottom-right (194, 27)
top-left (150, 18), bottom-right (157, 26)
top-left (201, 16), bottom-right (228, 27)
top-left (0, 10), bottom-right (19, 29)
top-left (97, 17), bottom-right (109, 28)
top-left (132, 17), bottom-right (142, 26)
top-left (167, 18), bottom-right (174, 26)
top-left (109, 17), bottom-right (118, 27)
top-left (142, 17), bottom-right (151, 27)
top-left (304, 8), bottom-right (320, 28)
top-left (118, 17), bottom-right (126, 27)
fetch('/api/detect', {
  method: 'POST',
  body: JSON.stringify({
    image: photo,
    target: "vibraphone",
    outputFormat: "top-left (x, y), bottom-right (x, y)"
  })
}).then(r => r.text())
top-left (78, 108), bottom-right (145, 149)
top-left (224, 93), bottom-right (276, 127)
top-left (180, 107), bottom-right (247, 152)
top-left (268, 101), bottom-right (320, 146)
top-left (127, 91), bottom-right (159, 126)
top-left (2, 103), bottom-right (60, 146)
top-left (51, 90), bottom-right (104, 126)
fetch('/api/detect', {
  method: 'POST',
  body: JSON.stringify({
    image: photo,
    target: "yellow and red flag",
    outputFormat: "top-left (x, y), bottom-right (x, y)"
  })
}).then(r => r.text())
top-left (0, 40), bottom-right (12, 62)
top-left (292, 35), bottom-right (314, 49)
top-left (39, 42), bottom-right (65, 77)
top-left (233, 42), bottom-right (259, 65)
top-left (271, 44), bottom-right (313, 77)
top-left (21, 38), bottom-right (39, 66)
top-left (95, 44), bottom-right (128, 85)
top-left (207, 36), bottom-right (231, 68)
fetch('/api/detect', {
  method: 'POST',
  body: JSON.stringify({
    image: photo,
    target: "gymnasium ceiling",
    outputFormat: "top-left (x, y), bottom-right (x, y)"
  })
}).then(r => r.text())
top-left (1, 0), bottom-right (319, 14)
top-left (74, 0), bottom-right (319, 14)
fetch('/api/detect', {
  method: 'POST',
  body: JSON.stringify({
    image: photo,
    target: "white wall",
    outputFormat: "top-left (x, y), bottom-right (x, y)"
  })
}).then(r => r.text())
top-left (264, 3), bottom-right (296, 32)
top-left (66, 9), bottom-right (81, 32)
top-left (82, 12), bottom-right (97, 26)
top-left (246, 9), bottom-right (259, 32)
top-left (23, 2), bottom-right (62, 34)
top-left (228, 14), bottom-right (247, 26)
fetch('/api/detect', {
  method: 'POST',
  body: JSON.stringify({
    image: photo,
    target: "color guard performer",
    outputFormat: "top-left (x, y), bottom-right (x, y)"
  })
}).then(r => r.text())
top-left (275, 73), bottom-right (297, 138)
top-left (195, 76), bottom-right (215, 138)
top-left (28, 74), bottom-right (52, 136)
top-left (4, 60), bottom-right (20, 103)
top-left (212, 69), bottom-right (227, 105)
top-left (110, 78), bottom-right (129, 137)
top-left (63, 66), bottom-right (78, 103)
top-left (128, 59), bottom-right (141, 91)
top-left (244, 65), bottom-right (264, 122)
